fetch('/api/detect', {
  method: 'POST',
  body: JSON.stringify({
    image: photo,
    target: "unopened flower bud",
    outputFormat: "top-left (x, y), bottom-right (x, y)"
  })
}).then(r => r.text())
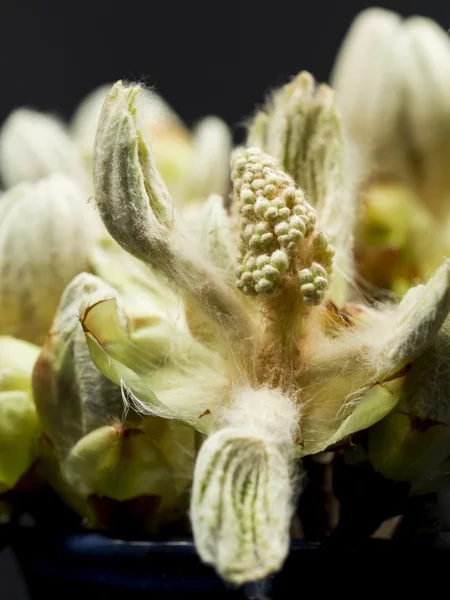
top-left (332, 8), bottom-right (450, 216)
top-left (246, 74), bottom-right (354, 307)
top-left (331, 9), bottom-right (403, 168)
top-left (231, 147), bottom-right (333, 301)
top-left (64, 425), bottom-right (179, 530)
top-left (181, 116), bottom-right (232, 206)
top-left (0, 174), bottom-right (98, 344)
top-left (0, 108), bottom-right (87, 188)
top-left (71, 84), bottom-right (112, 168)
top-left (139, 92), bottom-right (192, 202)
top-left (247, 71), bottom-right (344, 210)
top-left (401, 17), bottom-right (450, 216)
top-left (191, 428), bottom-right (292, 584)
top-left (33, 272), bottom-right (197, 529)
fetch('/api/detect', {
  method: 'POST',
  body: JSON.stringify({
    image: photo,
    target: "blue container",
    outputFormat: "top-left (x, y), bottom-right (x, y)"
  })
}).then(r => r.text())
top-left (9, 524), bottom-right (450, 599)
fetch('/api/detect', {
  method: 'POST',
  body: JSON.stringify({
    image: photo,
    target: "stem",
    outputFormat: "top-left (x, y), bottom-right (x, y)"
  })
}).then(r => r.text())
top-left (253, 276), bottom-right (313, 388)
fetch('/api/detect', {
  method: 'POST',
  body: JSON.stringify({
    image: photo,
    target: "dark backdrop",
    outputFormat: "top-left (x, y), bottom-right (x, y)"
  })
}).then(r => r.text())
top-left (1, 0), bottom-right (450, 134)
top-left (1, 1), bottom-right (450, 598)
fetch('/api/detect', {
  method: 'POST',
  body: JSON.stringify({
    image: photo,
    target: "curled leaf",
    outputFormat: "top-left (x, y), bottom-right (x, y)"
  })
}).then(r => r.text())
top-left (383, 258), bottom-right (450, 375)
top-left (82, 296), bottom-right (229, 432)
top-left (94, 82), bottom-right (254, 352)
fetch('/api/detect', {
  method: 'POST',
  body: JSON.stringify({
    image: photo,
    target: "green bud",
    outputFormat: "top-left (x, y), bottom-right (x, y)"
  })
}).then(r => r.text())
top-left (0, 336), bottom-right (40, 493)
top-left (64, 425), bottom-right (180, 530)
top-left (354, 182), bottom-right (442, 294)
top-left (368, 412), bottom-right (450, 492)
top-left (0, 336), bottom-right (40, 393)
top-left (368, 315), bottom-right (450, 491)
top-left (331, 9), bottom-right (404, 179)
top-left (33, 272), bottom-right (197, 530)
top-left (400, 17), bottom-right (450, 217)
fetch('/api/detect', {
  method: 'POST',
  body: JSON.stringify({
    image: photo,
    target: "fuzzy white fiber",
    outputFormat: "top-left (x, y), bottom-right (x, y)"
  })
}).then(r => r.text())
top-left (221, 386), bottom-right (300, 448)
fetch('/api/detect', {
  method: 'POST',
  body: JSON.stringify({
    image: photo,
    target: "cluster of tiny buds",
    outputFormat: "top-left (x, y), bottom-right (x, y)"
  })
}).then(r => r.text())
top-left (231, 147), bottom-right (333, 302)
top-left (298, 262), bottom-right (329, 306)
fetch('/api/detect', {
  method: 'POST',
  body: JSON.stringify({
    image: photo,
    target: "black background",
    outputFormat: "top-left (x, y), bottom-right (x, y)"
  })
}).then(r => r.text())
top-left (1, 1), bottom-right (450, 598)
top-left (1, 1), bottom-right (449, 136)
